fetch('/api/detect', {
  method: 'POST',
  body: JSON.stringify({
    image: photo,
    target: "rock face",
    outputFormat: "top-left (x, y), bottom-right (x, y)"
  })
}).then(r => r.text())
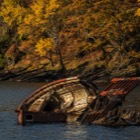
top-left (0, 67), bottom-right (47, 82)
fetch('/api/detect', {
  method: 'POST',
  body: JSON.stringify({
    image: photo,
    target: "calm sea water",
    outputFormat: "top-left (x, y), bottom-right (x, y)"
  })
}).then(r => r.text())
top-left (0, 81), bottom-right (140, 140)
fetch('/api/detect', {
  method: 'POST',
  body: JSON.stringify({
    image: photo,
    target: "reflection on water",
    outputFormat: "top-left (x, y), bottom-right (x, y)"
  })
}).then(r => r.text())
top-left (63, 124), bottom-right (88, 140)
top-left (0, 81), bottom-right (140, 140)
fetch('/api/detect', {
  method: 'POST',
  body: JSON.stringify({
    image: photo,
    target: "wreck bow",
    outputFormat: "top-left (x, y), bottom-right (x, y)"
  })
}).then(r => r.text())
top-left (15, 76), bottom-right (97, 125)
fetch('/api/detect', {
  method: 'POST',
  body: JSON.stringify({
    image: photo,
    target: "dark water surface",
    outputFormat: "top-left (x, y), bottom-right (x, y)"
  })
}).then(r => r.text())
top-left (0, 81), bottom-right (140, 140)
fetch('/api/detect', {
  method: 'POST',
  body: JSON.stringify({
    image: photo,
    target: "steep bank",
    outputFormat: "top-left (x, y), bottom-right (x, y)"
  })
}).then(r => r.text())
top-left (0, 62), bottom-right (139, 83)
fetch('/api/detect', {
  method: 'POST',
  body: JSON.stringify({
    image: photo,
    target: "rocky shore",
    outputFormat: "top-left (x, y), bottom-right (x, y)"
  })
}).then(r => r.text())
top-left (0, 67), bottom-right (110, 83)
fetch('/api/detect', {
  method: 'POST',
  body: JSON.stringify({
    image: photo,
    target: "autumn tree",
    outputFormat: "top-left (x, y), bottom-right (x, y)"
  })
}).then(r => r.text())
top-left (58, 0), bottom-right (96, 59)
top-left (0, 18), bottom-right (9, 50)
top-left (0, 0), bottom-right (31, 68)
top-left (0, 0), bottom-right (139, 74)
top-left (18, 0), bottom-right (66, 70)
top-left (90, 0), bottom-right (139, 66)
top-left (35, 38), bottom-right (55, 67)
top-left (136, 0), bottom-right (140, 16)
top-left (0, 0), bottom-right (27, 41)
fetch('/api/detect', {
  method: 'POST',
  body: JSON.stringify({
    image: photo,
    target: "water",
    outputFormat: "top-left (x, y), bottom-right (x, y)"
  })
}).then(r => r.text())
top-left (0, 81), bottom-right (140, 140)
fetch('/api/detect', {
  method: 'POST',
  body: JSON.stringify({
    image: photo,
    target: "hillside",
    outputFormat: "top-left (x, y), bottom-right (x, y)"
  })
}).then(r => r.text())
top-left (0, 0), bottom-right (140, 82)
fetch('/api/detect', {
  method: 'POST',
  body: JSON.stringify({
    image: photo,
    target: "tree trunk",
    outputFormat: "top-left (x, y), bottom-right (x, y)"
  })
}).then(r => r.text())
top-left (48, 51), bottom-right (54, 67)
top-left (54, 37), bottom-right (66, 71)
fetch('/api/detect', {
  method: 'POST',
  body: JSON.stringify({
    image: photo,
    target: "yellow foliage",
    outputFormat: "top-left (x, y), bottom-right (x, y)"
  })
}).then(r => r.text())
top-left (129, 50), bottom-right (140, 58)
top-left (45, 0), bottom-right (61, 16)
top-left (20, 39), bottom-right (35, 52)
top-left (19, 0), bottom-right (62, 40)
top-left (136, 9), bottom-right (140, 16)
top-left (27, 0), bottom-right (61, 25)
top-left (0, 0), bottom-right (26, 26)
top-left (35, 38), bottom-right (54, 57)
top-left (136, 0), bottom-right (140, 16)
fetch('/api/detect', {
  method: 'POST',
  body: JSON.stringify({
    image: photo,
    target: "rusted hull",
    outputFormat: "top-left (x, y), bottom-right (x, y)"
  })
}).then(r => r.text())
top-left (78, 77), bottom-right (140, 125)
top-left (16, 77), bottom-right (140, 126)
top-left (16, 110), bottom-right (67, 125)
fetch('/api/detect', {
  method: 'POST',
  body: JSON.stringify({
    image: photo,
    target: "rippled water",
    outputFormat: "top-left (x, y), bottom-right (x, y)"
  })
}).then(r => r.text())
top-left (0, 81), bottom-right (140, 140)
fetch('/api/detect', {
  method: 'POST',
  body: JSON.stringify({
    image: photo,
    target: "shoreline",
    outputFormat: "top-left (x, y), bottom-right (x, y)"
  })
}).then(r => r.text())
top-left (0, 66), bottom-right (139, 83)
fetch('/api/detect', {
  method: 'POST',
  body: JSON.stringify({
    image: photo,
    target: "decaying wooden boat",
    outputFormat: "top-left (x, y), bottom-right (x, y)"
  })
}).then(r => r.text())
top-left (16, 77), bottom-right (140, 126)
top-left (15, 77), bottom-right (98, 125)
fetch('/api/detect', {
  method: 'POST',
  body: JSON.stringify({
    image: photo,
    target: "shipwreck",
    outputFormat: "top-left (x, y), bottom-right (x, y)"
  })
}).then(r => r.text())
top-left (16, 77), bottom-right (140, 126)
